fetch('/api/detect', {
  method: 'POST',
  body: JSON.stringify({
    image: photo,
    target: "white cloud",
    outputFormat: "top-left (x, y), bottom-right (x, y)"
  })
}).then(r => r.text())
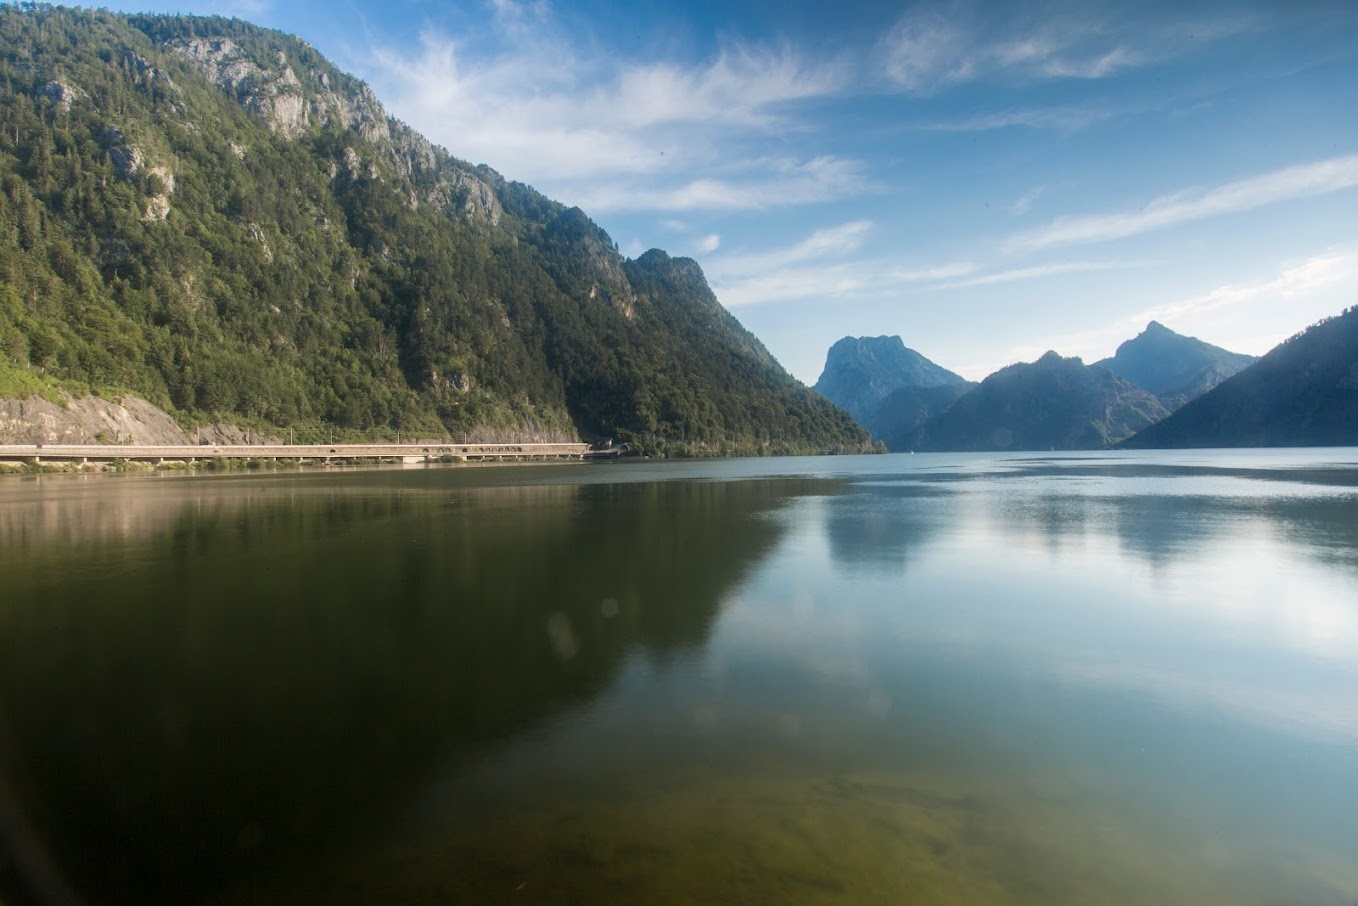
top-left (938, 259), bottom-right (1148, 290)
top-left (1008, 186), bottom-right (1045, 216)
top-left (695, 233), bottom-right (721, 253)
top-left (879, 4), bottom-right (1251, 95)
top-left (882, 6), bottom-right (1142, 93)
top-left (714, 220), bottom-right (873, 274)
top-left (1008, 154), bottom-right (1358, 253)
top-left (705, 220), bottom-right (876, 307)
top-left (569, 156), bottom-right (867, 213)
top-left (713, 263), bottom-right (870, 308)
top-left (361, 14), bottom-right (852, 209)
top-left (885, 261), bottom-right (977, 282)
top-left (919, 105), bottom-right (1114, 133)
top-left (1140, 247), bottom-right (1358, 327)
top-left (990, 246), bottom-right (1358, 370)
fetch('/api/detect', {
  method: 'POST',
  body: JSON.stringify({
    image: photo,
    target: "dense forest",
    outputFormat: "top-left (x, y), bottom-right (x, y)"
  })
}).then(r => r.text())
top-left (1122, 306), bottom-right (1358, 448)
top-left (0, 5), bottom-right (871, 455)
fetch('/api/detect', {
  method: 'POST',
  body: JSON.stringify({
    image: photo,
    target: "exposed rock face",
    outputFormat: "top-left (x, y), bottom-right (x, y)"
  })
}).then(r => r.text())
top-left (164, 36), bottom-right (392, 142)
top-left (160, 33), bottom-right (503, 227)
top-left (453, 171), bottom-right (503, 226)
top-left (0, 394), bottom-right (189, 445)
top-left (167, 37), bottom-right (311, 137)
top-left (38, 79), bottom-right (83, 110)
top-left (109, 143), bottom-right (143, 179)
top-left (814, 336), bottom-right (968, 425)
top-left (143, 165), bottom-right (175, 221)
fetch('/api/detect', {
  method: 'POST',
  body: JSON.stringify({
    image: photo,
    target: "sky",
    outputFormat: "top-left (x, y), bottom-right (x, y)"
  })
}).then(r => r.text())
top-left (93, 0), bottom-right (1358, 383)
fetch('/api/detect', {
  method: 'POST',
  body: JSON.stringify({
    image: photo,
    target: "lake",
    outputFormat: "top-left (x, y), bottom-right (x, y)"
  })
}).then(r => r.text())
top-left (1, 450), bottom-right (1356, 904)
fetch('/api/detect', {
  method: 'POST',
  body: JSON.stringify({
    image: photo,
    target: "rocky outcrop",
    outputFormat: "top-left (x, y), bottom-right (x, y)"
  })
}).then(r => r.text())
top-left (37, 79), bottom-right (84, 111)
top-left (104, 129), bottom-right (175, 221)
top-left (0, 394), bottom-right (188, 445)
top-left (159, 33), bottom-right (503, 227)
top-left (814, 336), bottom-right (968, 425)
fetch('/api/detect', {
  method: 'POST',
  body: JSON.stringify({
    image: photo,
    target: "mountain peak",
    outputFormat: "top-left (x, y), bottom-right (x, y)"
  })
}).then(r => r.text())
top-left (1094, 321), bottom-right (1258, 409)
top-left (814, 336), bottom-right (966, 424)
top-left (1123, 307), bottom-right (1358, 448)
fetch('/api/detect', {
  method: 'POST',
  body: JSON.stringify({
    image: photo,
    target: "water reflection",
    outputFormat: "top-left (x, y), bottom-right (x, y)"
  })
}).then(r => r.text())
top-left (1, 454), bottom-right (1356, 905)
top-left (0, 477), bottom-right (812, 904)
top-left (822, 486), bottom-right (950, 576)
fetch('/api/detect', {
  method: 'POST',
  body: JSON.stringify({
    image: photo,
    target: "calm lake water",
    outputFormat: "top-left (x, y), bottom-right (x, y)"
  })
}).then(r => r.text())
top-left (1, 450), bottom-right (1357, 904)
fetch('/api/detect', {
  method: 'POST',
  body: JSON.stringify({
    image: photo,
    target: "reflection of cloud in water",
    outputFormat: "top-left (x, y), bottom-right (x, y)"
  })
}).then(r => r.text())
top-left (1060, 657), bottom-right (1358, 746)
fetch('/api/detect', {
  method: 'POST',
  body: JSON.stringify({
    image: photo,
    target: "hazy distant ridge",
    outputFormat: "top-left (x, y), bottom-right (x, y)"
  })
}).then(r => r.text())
top-left (907, 351), bottom-right (1168, 451)
top-left (1122, 307), bottom-right (1358, 448)
top-left (1094, 321), bottom-right (1257, 411)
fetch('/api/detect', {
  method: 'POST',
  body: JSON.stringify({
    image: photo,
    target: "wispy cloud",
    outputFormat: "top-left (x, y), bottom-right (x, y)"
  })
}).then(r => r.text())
top-left (877, 3), bottom-right (1237, 94)
top-left (1008, 154), bottom-right (1358, 253)
top-left (712, 263), bottom-right (871, 308)
top-left (361, 10), bottom-right (854, 211)
top-left (713, 220), bottom-right (873, 274)
top-left (998, 246), bottom-right (1358, 367)
top-left (920, 105), bottom-right (1114, 133)
top-left (1140, 247), bottom-right (1358, 326)
top-left (938, 259), bottom-right (1149, 290)
top-left (1008, 186), bottom-right (1045, 216)
top-left (706, 220), bottom-right (878, 307)
top-left (705, 220), bottom-right (1153, 309)
top-left (572, 157), bottom-right (867, 213)
top-left (885, 261), bottom-right (977, 282)
top-left (694, 233), bottom-right (721, 254)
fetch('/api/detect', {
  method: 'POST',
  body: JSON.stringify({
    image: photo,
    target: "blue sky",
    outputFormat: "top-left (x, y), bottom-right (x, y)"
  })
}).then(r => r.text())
top-left (96, 0), bottom-right (1358, 382)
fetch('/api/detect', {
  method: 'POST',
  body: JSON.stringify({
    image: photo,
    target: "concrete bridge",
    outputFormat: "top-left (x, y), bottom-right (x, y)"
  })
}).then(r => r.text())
top-left (0, 442), bottom-right (598, 466)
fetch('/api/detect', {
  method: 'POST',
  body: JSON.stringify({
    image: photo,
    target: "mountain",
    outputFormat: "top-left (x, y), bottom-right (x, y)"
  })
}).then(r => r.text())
top-left (870, 383), bottom-right (976, 453)
top-left (1122, 307), bottom-right (1358, 449)
top-left (813, 335), bottom-right (968, 424)
top-left (0, 7), bottom-right (870, 456)
top-left (1094, 321), bottom-right (1257, 410)
top-left (908, 351), bottom-right (1170, 451)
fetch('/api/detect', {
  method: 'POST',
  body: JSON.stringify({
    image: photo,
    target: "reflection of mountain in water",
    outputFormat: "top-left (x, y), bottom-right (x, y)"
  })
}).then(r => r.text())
top-left (0, 477), bottom-right (802, 904)
top-left (978, 461), bottom-right (1358, 574)
top-left (823, 484), bottom-right (952, 575)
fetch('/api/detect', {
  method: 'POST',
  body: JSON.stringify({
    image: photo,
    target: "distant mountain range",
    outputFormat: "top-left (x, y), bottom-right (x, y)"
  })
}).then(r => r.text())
top-left (1122, 307), bottom-right (1358, 448)
top-left (813, 316), bottom-right (1349, 452)
top-left (812, 336), bottom-right (974, 448)
top-left (1094, 321), bottom-right (1257, 410)
top-left (906, 351), bottom-right (1168, 452)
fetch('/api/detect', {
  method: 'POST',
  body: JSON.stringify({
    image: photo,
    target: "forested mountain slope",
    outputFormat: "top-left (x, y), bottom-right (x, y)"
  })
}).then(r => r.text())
top-left (1094, 321), bottom-right (1256, 411)
top-left (0, 6), bottom-right (869, 455)
top-left (1122, 307), bottom-right (1358, 449)
top-left (907, 352), bottom-right (1169, 451)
